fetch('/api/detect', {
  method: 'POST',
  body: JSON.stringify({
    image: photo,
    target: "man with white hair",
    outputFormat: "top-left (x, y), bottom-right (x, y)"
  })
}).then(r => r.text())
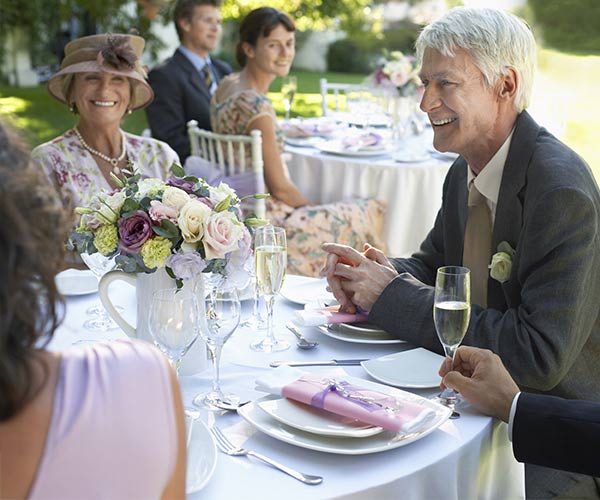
top-left (323, 7), bottom-right (600, 498)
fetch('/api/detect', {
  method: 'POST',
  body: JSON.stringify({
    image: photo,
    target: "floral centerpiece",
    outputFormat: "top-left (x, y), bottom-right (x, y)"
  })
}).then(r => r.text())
top-left (71, 164), bottom-right (268, 288)
top-left (371, 50), bottom-right (422, 97)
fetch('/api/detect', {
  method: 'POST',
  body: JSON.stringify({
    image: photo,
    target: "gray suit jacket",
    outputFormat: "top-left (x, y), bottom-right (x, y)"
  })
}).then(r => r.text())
top-left (370, 111), bottom-right (600, 496)
top-left (146, 49), bottom-right (232, 161)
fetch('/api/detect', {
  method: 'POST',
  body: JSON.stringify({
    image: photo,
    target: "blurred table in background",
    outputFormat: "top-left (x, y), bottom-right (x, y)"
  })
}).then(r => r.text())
top-left (285, 130), bottom-right (455, 257)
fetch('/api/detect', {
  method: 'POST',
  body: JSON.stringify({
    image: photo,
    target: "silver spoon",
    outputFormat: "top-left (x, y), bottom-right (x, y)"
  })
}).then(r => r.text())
top-left (286, 323), bottom-right (319, 350)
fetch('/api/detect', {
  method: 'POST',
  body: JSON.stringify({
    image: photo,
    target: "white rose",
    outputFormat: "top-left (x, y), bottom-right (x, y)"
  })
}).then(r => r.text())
top-left (203, 211), bottom-right (243, 260)
top-left (162, 186), bottom-right (191, 211)
top-left (489, 252), bottom-right (512, 283)
top-left (209, 182), bottom-right (237, 206)
top-left (178, 199), bottom-right (211, 243)
top-left (137, 178), bottom-right (166, 198)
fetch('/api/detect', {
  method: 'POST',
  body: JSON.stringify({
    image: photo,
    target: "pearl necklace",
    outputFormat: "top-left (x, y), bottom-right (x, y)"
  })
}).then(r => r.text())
top-left (74, 127), bottom-right (126, 174)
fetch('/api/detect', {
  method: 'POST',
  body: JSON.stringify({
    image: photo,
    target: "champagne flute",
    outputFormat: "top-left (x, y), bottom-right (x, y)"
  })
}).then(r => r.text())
top-left (433, 266), bottom-right (471, 408)
top-left (80, 252), bottom-right (120, 331)
top-left (281, 75), bottom-right (297, 121)
top-left (148, 288), bottom-right (200, 376)
top-left (193, 286), bottom-right (241, 410)
top-left (250, 225), bottom-right (289, 352)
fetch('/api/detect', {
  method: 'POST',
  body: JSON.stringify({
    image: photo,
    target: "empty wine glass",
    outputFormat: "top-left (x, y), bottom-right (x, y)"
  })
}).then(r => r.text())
top-left (80, 252), bottom-right (120, 331)
top-left (193, 286), bottom-right (241, 410)
top-left (240, 234), bottom-right (266, 330)
top-left (148, 288), bottom-right (200, 375)
top-left (281, 75), bottom-right (297, 121)
top-left (250, 225), bottom-right (289, 352)
top-left (433, 266), bottom-right (471, 408)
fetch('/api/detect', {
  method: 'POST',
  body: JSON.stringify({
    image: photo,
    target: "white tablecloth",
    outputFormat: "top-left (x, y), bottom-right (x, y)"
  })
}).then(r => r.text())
top-left (285, 132), bottom-right (454, 258)
top-left (50, 275), bottom-right (525, 499)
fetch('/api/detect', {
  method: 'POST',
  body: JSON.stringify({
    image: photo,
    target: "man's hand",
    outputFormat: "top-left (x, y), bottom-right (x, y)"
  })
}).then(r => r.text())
top-left (439, 346), bottom-right (519, 422)
top-left (320, 242), bottom-right (398, 313)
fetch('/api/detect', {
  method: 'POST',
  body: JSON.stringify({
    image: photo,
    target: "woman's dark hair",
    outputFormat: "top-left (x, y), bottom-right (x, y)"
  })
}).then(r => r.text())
top-left (236, 7), bottom-right (295, 67)
top-left (0, 121), bottom-right (67, 420)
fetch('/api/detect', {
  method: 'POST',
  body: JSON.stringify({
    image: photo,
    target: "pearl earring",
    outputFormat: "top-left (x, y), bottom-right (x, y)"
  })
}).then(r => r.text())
top-left (127, 108), bottom-right (132, 115)
top-left (69, 103), bottom-right (77, 113)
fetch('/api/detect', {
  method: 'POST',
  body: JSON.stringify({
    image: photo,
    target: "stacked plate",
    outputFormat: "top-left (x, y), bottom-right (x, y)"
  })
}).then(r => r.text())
top-left (238, 376), bottom-right (451, 454)
top-left (318, 323), bottom-right (403, 344)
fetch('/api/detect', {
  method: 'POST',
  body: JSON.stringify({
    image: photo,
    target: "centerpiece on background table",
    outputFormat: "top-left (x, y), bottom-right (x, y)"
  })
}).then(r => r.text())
top-left (71, 163), bottom-right (268, 374)
top-left (369, 51), bottom-right (423, 139)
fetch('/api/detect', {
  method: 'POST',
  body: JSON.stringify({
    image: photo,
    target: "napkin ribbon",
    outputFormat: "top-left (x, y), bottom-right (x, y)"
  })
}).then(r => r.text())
top-left (310, 379), bottom-right (395, 413)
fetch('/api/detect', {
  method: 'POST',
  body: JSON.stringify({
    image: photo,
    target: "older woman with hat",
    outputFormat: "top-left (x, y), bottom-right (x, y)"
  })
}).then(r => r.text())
top-left (32, 33), bottom-right (178, 212)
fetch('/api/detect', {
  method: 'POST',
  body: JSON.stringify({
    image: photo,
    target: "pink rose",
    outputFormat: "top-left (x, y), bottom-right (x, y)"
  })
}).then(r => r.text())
top-left (203, 211), bottom-right (243, 259)
top-left (149, 200), bottom-right (178, 222)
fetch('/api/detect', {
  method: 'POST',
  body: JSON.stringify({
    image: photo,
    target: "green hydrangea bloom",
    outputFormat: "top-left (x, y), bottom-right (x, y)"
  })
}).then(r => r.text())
top-left (94, 224), bottom-right (118, 256)
top-left (140, 236), bottom-right (172, 269)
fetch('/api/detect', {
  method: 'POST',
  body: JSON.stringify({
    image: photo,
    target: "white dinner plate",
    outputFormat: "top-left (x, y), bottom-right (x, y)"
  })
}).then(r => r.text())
top-left (318, 324), bottom-right (404, 345)
top-left (280, 276), bottom-right (333, 305)
top-left (258, 398), bottom-right (384, 438)
top-left (339, 322), bottom-right (387, 335)
top-left (186, 418), bottom-right (218, 494)
top-left (345, 115), bottom-right (391, 128)
top-left (361, 348), bottom-right (445, 388)
top-left (317, 141), bottom-right (389, 157)
top-left (239, 377), bottom-right (451, 454)
top-left (55, 269), bottom-right (98, 296)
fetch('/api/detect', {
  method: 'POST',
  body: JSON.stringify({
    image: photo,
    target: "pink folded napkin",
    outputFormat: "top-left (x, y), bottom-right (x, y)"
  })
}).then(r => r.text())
top-left (342, 132), bottom-right (382, 150)
top-left (281, 373), bottom-right (435, 433)
top-left (292, 305), bottom-right (368, 327)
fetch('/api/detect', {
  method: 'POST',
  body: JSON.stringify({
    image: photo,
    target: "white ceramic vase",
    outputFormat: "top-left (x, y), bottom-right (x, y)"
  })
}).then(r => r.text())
top-left (98, 267), bottom-right (207, 375)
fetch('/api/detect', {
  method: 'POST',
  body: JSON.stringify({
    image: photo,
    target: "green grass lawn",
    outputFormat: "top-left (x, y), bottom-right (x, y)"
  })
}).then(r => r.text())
top-left (1, 53), bottom-right (598, 183)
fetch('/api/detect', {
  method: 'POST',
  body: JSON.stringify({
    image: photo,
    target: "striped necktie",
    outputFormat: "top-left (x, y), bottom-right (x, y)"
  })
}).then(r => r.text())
top-left (202, 64), bottom-right (214, 92)
top-left (462, 181), bottom-right (492, 307)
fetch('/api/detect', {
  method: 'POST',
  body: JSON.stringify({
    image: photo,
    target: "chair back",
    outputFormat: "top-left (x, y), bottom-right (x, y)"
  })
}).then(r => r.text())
top-left (319, 78), bottom-right (366, 116)
top-left (186, 120), bottom-right (266, 219)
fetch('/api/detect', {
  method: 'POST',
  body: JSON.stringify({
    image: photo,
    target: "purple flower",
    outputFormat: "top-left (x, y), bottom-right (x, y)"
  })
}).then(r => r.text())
top-left (167, 175), bottom-right (196, 194)
top-left (117, 210), bottom-right (154, 254)
top-left (166, 253), bottom-right (207, 280)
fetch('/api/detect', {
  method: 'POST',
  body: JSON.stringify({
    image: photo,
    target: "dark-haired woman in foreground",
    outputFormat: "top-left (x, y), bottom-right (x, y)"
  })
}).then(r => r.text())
top-left (0, 122), bottom-right (186, 499)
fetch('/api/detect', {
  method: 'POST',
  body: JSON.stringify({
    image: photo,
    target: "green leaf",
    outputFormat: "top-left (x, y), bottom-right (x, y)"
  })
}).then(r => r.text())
top-left (171, 162), bottom-right (185, 178)
top-left (214, 195), bottom-right (232, 212)
top-left (121, 198), bottom-right (141, 213)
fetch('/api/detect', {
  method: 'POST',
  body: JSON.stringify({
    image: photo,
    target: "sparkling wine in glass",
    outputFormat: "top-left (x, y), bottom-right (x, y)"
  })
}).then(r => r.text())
top-left (281, 75), bottom-right (297, 121)
top-left (80, 252), bottom-right (120, 331)
top-left (194, 286), bottom-right (241, 409)
top-left (250, 226), bottom-right (289, 352)
top-left (148, 288), bottom-right (200, 375)
top-left (433, 266), bottom-right (471, 408)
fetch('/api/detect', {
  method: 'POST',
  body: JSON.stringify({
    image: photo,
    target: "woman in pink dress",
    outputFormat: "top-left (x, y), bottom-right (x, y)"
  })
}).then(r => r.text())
top-left (0, 121), bottom-right (186, 499)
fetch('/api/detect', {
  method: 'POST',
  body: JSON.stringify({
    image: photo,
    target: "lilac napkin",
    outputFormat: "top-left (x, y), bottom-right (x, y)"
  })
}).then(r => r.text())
top-left (283, 120), bottom-right (336, 138)
top-left (342, 132), bottom-right (382, 150)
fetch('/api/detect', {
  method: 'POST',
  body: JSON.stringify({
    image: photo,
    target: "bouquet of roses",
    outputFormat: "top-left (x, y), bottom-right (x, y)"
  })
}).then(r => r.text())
top-left (371, 51), bottom-right (422, 97)
top-left (71, 164), bottom-right (268, 287)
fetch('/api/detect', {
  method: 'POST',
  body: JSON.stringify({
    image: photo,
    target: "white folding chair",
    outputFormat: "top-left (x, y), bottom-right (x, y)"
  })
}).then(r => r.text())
top-left (186, 120), bottom-right (266, 219)
top-left (319, 78), bottom-right (366, 116)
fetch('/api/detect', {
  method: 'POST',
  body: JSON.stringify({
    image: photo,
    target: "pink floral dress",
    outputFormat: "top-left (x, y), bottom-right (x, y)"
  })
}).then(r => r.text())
top-left (32, 129), bottom-right (179, 212)
top-left (211, 89), bottom-right (387, 276)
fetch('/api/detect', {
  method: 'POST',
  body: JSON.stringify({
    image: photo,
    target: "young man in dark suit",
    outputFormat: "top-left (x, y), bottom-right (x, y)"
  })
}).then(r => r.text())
top-left (146, 0), bottom-right (232, 161)
top-left (322, 7), bottom-right (600, 498)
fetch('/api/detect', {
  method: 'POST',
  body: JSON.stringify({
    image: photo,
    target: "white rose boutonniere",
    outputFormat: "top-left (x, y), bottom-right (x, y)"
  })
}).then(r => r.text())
top-left (489, 241), bottom-right (515, 283)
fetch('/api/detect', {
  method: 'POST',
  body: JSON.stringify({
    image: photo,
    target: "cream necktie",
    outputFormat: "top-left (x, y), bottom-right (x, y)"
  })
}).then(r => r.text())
top-left (463, 181), bottom-right (492, 307)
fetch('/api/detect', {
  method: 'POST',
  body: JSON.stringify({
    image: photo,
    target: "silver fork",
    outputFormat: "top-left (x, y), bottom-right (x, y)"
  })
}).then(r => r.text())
top-left (210, 426), bottom-right (323, 485)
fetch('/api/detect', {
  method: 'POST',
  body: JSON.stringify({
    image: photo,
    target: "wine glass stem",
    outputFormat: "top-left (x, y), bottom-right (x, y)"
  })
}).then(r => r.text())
top-left (208, 342), bottom-right (224, 396)
top-left (252, 280), bottom-right (261, 318)
top-left (265, 294), bottom-right (276, 344)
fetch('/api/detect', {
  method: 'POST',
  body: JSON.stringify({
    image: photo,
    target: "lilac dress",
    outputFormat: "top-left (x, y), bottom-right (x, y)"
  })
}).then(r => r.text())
top-left (28, 340), bottom-right (177, 499)
top-left (31, 130), bottom-right (179, 212)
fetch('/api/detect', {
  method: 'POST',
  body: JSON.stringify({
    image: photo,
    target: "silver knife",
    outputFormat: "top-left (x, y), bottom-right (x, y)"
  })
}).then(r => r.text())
top-left (270, 359), bottom-right (368, 367)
